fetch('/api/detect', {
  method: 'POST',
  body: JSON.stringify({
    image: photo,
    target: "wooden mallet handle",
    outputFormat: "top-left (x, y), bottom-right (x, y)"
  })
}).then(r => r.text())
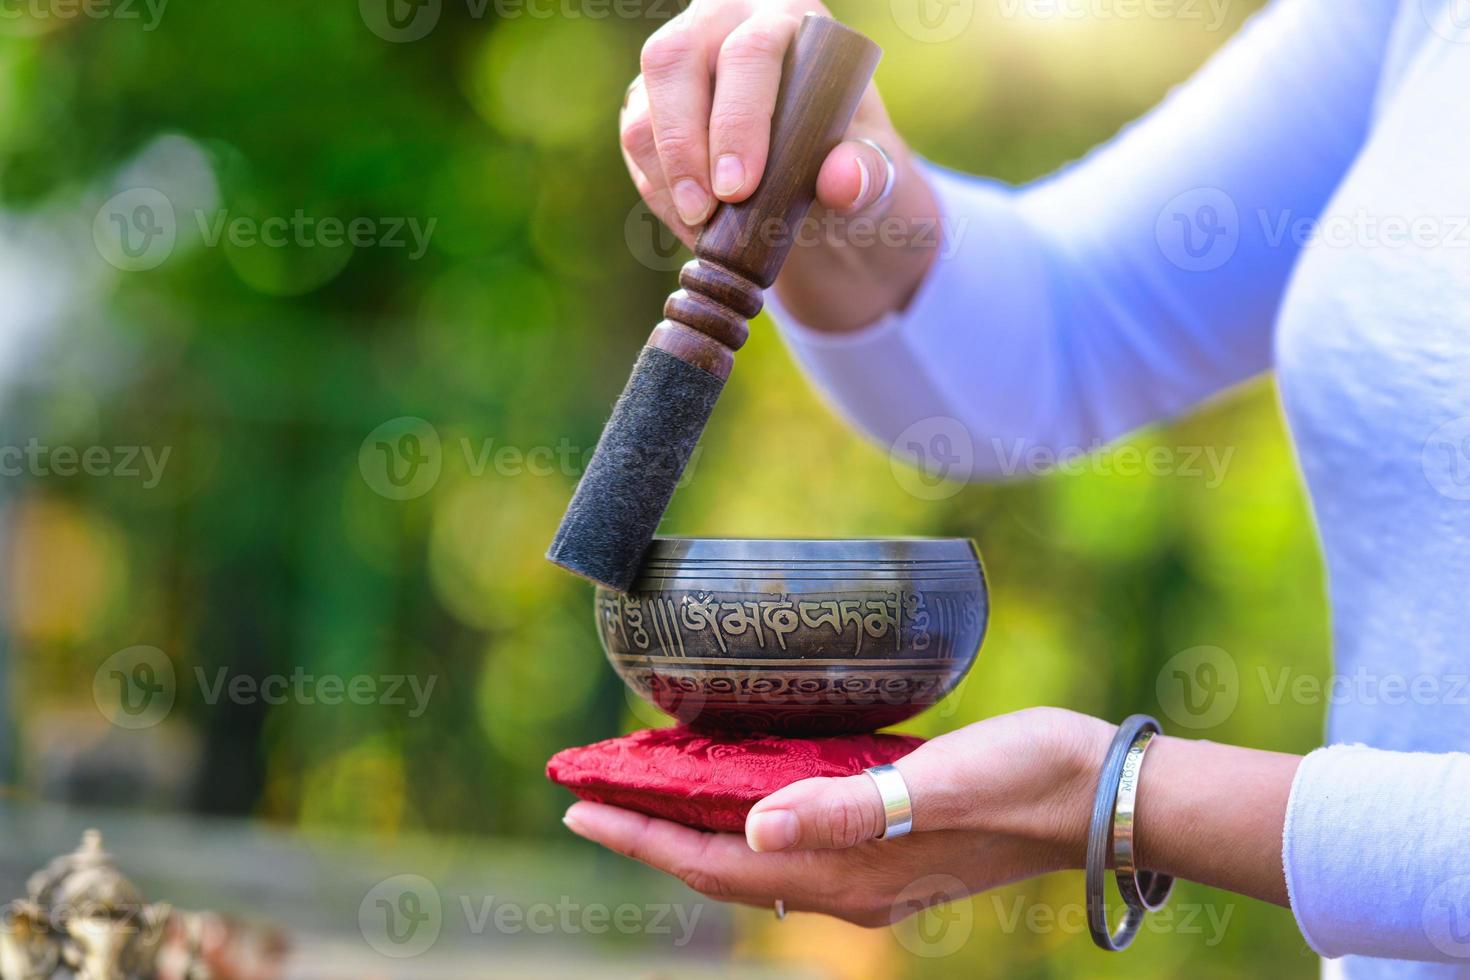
top-left (650, 15), bottom-right (882, 380)
top-left (546, 16), bottom-right (880, 592)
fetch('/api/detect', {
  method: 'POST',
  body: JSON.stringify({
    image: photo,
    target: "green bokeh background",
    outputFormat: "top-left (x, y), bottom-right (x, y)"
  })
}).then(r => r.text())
top-left (1, 0), bottom-right (1331, 975)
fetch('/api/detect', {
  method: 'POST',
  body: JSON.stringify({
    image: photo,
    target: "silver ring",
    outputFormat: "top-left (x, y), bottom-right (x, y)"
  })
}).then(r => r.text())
top-left (864, 764), bottom-right (913, 840)
top-left (774, 899), bottom-right (786, 921)
top-left (853, 138), bottom-right (897, 213)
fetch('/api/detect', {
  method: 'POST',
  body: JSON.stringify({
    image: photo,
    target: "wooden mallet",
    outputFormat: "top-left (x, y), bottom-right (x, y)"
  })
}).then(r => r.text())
top-left (548, 15), bottom-right (882, 592)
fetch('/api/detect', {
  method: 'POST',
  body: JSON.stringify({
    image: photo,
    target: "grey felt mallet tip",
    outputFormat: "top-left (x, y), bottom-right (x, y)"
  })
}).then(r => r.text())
top-left (547, 346), bottom-right (724, 592)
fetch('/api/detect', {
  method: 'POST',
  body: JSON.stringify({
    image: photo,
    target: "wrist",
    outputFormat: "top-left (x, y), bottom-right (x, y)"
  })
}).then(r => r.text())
top-left (1044, 713), bottom-right (1115, 871)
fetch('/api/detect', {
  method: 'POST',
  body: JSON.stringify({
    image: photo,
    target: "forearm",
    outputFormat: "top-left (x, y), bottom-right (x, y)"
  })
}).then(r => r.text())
top-left (1134, 736), bottom-right (1300, 906)
top-left (1050, 726), bottom-right (1300, 907)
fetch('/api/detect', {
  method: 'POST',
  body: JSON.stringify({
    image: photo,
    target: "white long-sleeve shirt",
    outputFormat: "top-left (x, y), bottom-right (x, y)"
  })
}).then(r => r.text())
top-left (772, 1), bottom-right (1470, 973)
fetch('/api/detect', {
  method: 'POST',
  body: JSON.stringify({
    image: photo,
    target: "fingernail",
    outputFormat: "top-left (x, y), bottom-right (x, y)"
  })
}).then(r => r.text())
top-left (746, 809), bottom-right (799, 852)
top-left (713, 155), bottom-right (746, 198)
top-left (673, 179), bottom-right (712, 226)
top-left (562, 812), bottom-right (586, 837)
top-left (853, 156), bottom-right (872, 211)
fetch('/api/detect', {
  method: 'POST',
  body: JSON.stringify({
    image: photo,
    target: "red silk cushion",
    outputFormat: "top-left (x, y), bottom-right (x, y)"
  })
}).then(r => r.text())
top-left (547, 726), bottom-right (924, 833)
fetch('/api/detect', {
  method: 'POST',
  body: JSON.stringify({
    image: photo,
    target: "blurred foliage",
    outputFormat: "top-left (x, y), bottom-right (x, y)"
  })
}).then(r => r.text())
top-left (0, 0), bottom-right (1330, 975)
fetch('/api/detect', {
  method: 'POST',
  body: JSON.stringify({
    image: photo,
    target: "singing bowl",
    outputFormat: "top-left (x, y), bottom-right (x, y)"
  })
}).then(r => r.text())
top-left (594, 538), bottom-right (988, 736)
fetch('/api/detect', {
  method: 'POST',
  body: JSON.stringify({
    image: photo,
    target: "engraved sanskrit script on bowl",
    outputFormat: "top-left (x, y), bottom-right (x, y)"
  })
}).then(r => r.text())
top-left (595, 538), bottom-right (988, 736)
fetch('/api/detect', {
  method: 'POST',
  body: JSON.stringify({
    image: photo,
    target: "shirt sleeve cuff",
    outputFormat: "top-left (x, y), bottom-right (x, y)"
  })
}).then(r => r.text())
top-left (1284, 743), bottom-right (1470, 963)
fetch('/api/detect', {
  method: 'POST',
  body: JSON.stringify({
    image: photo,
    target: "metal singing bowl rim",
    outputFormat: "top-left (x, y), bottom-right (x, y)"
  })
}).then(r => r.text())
top-left (629, 537), bottom-right (986, 591)
top-left (638, 537), bottom-right (980, 563)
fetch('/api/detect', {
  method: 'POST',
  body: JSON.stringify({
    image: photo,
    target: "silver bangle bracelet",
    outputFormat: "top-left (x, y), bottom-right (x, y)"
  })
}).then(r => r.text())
top-left (1085, 714), bottom-right (1175, 952)
top-left (1113, 729), bottom-right (1174, 914)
